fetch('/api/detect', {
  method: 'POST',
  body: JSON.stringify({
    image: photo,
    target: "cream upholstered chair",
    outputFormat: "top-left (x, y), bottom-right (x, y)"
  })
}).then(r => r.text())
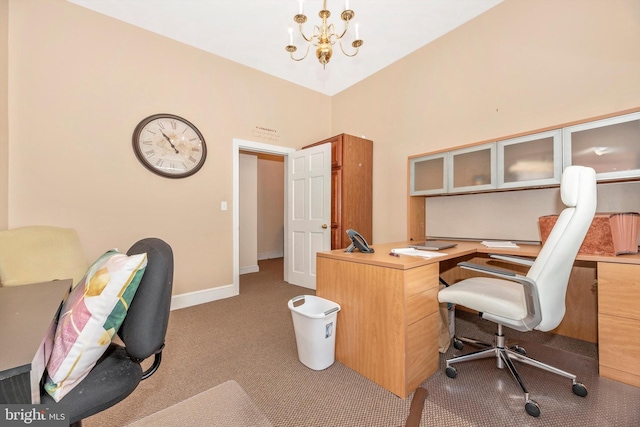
top-left (438, 165), bottom-right (597, 417)
top-left (0, 226), bottom-right (88, 287)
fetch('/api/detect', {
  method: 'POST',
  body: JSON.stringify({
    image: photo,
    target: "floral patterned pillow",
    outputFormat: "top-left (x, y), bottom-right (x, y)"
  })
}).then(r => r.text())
top-left (44, 249), bottom-right (147, 402)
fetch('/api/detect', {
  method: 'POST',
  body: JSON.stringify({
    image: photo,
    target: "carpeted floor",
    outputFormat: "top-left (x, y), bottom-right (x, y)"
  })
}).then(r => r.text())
top-left (423, 310), bottom-right (639, 426)
top-left (83, 258), bottom-right (640, 427)
top-left (124, 380), bottom-right (273, 427)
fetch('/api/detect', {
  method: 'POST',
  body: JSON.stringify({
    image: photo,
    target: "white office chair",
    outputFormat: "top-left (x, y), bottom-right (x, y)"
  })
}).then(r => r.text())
top-left (438, 165), bottom-right (597, 417)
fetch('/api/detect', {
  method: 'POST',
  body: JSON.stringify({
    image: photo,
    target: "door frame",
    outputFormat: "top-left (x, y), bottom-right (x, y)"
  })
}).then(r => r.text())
top-left (232, 138), bottom-right (295, 295)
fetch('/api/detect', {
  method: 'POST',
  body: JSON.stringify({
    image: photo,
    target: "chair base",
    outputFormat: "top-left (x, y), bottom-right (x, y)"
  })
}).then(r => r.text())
top-left (445, 324), bottom-right (587, 417)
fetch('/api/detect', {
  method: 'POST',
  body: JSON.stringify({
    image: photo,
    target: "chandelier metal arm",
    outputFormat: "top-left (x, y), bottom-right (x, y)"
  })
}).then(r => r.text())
top-left (297, 23), bottom-right (317, 44)
top-left (288, 41), bottom-right (311, 61)
top-left (338, 39), bottom-right (360, 57)
top-left (333, 21), bottom-right (350, 41)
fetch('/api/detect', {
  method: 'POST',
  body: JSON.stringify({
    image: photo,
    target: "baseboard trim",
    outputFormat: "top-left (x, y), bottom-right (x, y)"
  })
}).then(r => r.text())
top-left (239, 264), bottom-right (259, 275)
top-left (170, 283), bottom-right (237, 311)
top-left (258, 251), bottom-right (283, 260)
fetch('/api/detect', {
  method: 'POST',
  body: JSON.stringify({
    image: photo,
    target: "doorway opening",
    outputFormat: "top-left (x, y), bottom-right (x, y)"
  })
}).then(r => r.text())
top-left (239, 150), bottom-right (285, 273)
top-left (233, 139), bottom-right (295, 295)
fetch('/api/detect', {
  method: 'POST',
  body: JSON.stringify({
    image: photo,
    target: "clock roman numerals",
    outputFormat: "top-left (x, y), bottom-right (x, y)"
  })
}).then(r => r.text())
top-left (134, 114), bottom-right (207, 178)
top-left (151, 158), bottom-right (188, 171)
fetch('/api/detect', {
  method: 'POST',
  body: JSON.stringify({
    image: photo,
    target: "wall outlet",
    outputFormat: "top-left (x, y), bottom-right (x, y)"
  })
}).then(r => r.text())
top-left (221, 201), bottom-right (228, 211)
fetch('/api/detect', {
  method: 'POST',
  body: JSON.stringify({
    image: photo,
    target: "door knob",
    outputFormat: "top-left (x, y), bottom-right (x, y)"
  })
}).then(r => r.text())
top-left (322, 224), bottom-right (328, 229)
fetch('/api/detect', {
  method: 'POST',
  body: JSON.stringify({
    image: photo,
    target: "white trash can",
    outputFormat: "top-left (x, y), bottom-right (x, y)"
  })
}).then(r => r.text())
top-left (288, 295), bottom-right (341, 370)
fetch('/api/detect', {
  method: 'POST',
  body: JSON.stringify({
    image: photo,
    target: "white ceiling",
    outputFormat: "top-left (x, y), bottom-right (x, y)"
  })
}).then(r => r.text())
top-left (68, 0), bottom-right (503, 96)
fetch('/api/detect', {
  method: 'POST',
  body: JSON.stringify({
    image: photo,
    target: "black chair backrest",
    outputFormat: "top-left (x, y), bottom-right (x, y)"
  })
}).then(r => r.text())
top-left (122, 238), bottom-right (173, 362)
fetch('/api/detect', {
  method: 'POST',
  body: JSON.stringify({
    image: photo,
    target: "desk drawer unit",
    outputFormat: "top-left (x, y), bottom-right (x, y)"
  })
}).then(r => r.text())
top-left (316, 257), bottom-right (440, 398)
top-left (406, 265), bottom-right (440, 395)
top-left (597, 262), bottom-right (640, 388)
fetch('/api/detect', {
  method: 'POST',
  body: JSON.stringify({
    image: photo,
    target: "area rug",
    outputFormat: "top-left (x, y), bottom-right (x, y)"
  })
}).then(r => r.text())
top-left (125, 380), bottom-right (273, 427)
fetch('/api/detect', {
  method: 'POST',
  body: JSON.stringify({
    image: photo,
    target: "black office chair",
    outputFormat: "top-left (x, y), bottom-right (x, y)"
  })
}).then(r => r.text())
top-left (41, 238), bottom-right (174, 426)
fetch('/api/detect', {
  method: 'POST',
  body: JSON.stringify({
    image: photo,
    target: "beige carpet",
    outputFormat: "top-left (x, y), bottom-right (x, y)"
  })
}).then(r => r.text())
top-left (83, 258), bottom-right (640, 427)
top-left (125, 380), bottom-right (273, 427)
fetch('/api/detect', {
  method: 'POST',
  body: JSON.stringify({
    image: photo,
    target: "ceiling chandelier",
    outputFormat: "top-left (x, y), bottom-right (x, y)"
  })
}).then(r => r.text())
top-left (285, 0), bottom-right (363, 68)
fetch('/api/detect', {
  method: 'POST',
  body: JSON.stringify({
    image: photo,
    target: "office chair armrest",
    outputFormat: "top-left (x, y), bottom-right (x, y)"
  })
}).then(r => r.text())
top-left (489, 254), bottom-right (535, 267)
top-left (458, 261), bottom-right (517, 279)
top-left (458, 261), bottom-right (542, 331)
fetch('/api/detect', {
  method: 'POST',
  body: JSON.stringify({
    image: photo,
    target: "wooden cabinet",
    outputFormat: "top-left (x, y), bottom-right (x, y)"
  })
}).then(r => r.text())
top-left (316, 243), bottom-right (440, 398)
top-left (304, 134), bottom-right (373, 249)
top-left (597, 262), bottom-right (640, 388)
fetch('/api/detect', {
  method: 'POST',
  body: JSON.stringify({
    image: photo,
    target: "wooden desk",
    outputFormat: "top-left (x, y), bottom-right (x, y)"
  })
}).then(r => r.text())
top-left (316, 241), bottom-right (478, 398)
top-left (316, 241), bottom-right (640, 397)
top-left (0, 280), bottom-right (71, 404)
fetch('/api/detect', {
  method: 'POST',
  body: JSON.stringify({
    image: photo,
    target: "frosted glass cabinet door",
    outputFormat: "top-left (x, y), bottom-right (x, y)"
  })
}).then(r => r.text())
top-left (449, 143), bottom-right (496, 193)
top-left (410, 153), bottom-right (447, 195)
top-left (497, 130), bottom-right (562, 189)
top-left (563, 112), bottom-right (640, 181)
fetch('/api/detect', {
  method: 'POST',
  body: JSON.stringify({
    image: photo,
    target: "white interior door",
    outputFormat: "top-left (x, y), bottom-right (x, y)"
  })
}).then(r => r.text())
top-left (286, 143), bottom-right (331, 289)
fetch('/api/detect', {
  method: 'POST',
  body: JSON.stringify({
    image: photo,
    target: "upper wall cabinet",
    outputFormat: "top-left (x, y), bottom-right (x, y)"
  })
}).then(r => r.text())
top-left (409, 109), bottom-right (640, 197)
top-left (410, 153), bottom-right (447, 196)
top-left (449, 143), bottom-right (496, 193)
top-left (497, 129), bottom-right (562, 189)
top-left (563, 112), bottom-right (640, 181)
top-left (410, 143), bottom-right (497, 195)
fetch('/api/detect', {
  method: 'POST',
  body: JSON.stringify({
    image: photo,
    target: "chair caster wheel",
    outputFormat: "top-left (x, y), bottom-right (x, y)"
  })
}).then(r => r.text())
top-left (453, 339), bottom-right (464, 350)
top-left (572, 382), bottom-right (588, 397)
top-left (525, 400), bottom-right (540, 417)
top-left (445, 366), bottom-right (457, 379)
top-left (512, 345), bottom-right (526, 355)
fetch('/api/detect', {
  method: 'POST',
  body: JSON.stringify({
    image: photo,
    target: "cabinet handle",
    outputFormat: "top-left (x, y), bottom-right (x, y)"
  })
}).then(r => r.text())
top-left (322, 224), bottom-right (328, 229)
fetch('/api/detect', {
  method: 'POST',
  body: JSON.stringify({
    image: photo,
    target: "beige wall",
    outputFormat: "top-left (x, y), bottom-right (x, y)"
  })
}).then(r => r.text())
top-left (6, 0), bottom-right (331, 295)
top-left (257, 154), bottom-right (285, 260)
top-left (239, 152), bottom-right (285, 266)
top-left (4, 0), bottom-right (640, 298)
top-left (332, 0), bottom-right (640, 244)
top-left (239, 153), bottom-right (257, 273)
top-left (0, 0), bottom-right (7, 229)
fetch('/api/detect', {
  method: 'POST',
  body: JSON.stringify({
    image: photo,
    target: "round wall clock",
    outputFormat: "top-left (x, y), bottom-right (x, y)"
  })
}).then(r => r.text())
top-left (132, 113), bottom-right (207, 178)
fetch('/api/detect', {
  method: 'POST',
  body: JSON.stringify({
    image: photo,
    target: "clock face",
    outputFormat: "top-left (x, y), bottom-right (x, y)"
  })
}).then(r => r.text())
top-left (132, 114), bottom-right (207, 178)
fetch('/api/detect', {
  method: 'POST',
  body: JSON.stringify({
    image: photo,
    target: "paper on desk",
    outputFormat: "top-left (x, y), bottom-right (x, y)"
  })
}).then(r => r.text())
top-left (481, 241), bottom-right (520, 248)
top-left (391, 248), bottom-right (447, 258)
